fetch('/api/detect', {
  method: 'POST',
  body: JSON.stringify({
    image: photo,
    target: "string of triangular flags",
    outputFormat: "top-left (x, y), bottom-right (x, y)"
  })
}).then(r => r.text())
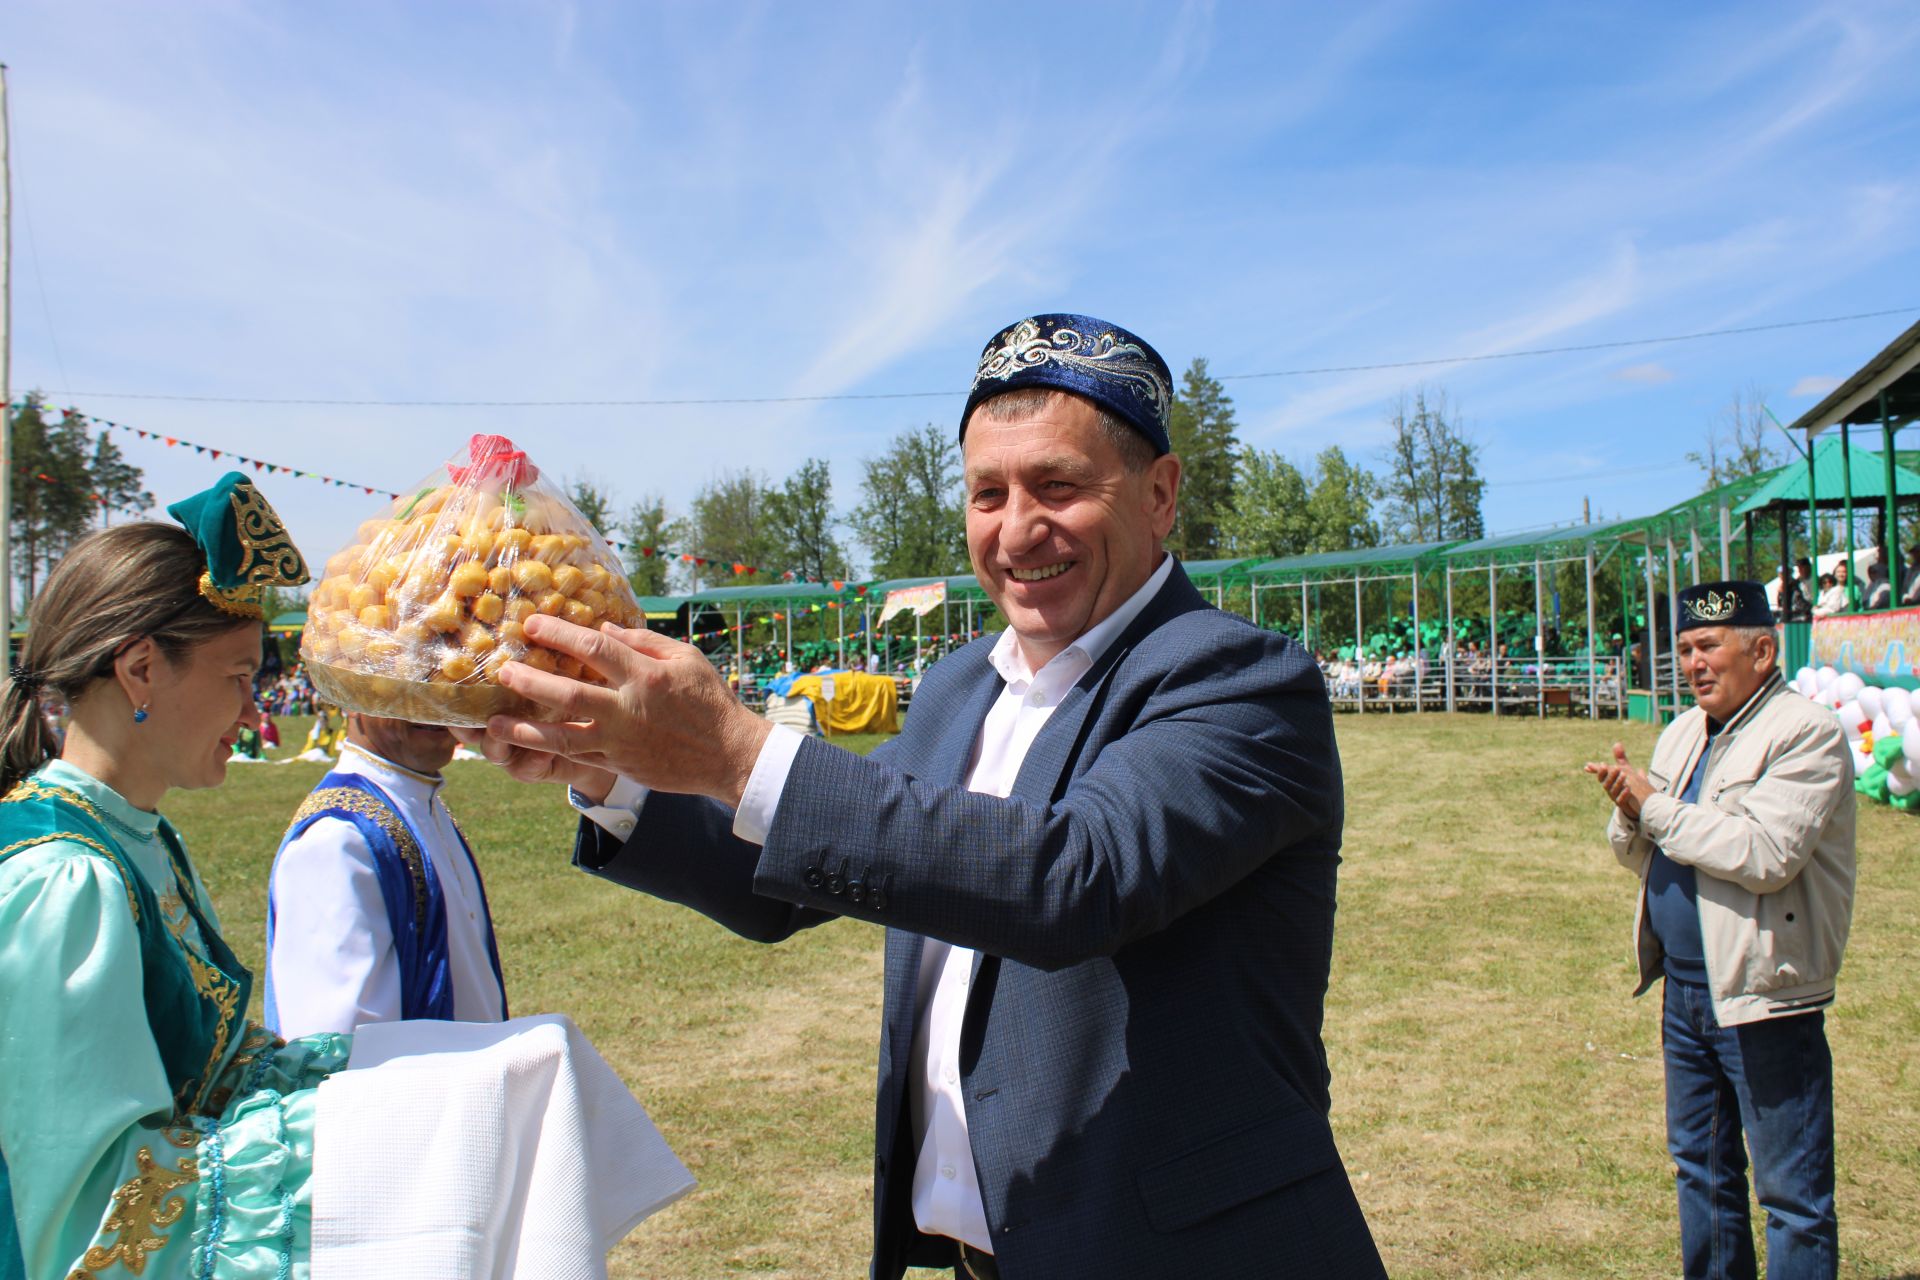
top-left (55, 405), bottom-right (820, 579)
top-left (62, 409), bottom-right (406, 498)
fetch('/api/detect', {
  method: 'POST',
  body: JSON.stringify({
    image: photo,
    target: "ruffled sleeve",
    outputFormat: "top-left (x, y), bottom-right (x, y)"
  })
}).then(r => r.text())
top-left (0, 842), bottom-right (181, 1280)
top-left (187, 1034), bottom-right (350, 1278)
top-left (0, 841), bottom-right (351, 1280)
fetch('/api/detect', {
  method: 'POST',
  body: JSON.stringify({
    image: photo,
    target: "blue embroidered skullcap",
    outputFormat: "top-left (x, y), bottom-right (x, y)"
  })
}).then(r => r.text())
top-left (1676, 580), bottom-right (1775, 632)
top-left (960, 313), bottom-right (1174, 455)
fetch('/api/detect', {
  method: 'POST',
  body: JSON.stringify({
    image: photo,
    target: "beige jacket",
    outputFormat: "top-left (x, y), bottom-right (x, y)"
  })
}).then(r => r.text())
top-left (1607, 669), bottom-right (1857, 1027)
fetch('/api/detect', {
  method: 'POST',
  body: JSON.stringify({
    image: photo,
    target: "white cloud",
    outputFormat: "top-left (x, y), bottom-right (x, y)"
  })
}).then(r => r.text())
top-left (1613, 362), bottom-right (1677, 385)
top-left (1790, 375), bottom-right (1843, 397)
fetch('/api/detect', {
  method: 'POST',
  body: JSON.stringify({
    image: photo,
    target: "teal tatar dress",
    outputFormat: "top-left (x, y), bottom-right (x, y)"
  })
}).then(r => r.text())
top-left (0, 762), bottom-right (350, 1280)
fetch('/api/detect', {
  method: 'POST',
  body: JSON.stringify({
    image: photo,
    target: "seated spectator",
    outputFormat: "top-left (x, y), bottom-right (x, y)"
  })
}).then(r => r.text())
top-left (1814, 570), bottom-right (1848, 618)
top-left (1864, 553), bottom-right (1892, 610)
top-left (1902, 545), bottom-right (1920, 607)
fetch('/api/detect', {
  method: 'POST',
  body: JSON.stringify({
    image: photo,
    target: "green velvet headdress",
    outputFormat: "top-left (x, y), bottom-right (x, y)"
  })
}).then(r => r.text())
top-left (165, 472), bottom-right (310, 620)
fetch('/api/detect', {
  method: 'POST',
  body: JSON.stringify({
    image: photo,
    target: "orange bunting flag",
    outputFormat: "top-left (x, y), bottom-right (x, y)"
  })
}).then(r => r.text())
top-left (164, 437), bottom-right (178, 447)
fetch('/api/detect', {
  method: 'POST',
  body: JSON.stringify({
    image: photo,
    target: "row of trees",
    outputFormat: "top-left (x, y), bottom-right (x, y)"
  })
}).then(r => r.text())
top-left (9, 368), bottom-right (1490, 608)
top-left (573, 425), bottom-right (967, 596)
top-left (8, 394), bottom-right (154, 607)
top-left (584, 360), bottom-right (1490, 595)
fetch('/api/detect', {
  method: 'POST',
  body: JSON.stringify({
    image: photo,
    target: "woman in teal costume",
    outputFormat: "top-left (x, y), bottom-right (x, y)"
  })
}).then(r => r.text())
top-left (0, 474), bottom-right (348, 1280)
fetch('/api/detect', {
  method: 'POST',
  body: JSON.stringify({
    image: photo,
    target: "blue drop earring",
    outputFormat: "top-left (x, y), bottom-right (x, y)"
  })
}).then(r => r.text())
top-left (133, 703), bottom-right (150, 724)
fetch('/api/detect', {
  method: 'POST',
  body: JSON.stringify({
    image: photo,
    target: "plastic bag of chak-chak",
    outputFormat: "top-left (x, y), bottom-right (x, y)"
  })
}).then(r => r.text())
top-left (301, 434), bottom-right (643, 726)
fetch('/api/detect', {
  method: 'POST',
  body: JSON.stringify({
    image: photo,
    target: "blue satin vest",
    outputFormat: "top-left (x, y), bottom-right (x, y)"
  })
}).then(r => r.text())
top-left (265, 771), bottom-right (505, 1030)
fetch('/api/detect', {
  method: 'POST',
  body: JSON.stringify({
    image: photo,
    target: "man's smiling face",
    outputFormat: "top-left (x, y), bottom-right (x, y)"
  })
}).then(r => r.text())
top-left (962, 391), bottom-right (1179, 669)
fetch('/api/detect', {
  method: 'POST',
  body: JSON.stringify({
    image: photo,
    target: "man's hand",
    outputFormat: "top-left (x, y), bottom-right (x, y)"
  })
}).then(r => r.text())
top-left (1583, 741), bottom-right (1654, 820)
top-left (447, 726), bottom-right (619, 802)
top-left (486, 614), bottom-right (774, 808)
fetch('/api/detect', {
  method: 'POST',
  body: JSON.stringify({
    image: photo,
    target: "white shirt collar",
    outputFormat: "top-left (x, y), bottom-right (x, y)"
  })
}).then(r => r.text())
top-left (336, 740), bottom-right (445, 805)
top-left (988, 552), bottom-right (1176, 687)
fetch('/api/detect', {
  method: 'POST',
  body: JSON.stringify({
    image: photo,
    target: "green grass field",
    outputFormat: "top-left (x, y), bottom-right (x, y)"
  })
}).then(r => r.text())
top-left (172, 715), bottom-right (1918, 1278)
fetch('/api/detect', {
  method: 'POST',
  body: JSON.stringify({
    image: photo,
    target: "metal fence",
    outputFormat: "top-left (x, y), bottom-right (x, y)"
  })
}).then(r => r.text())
top-left (1320, 652), bottom-right (1627, 717)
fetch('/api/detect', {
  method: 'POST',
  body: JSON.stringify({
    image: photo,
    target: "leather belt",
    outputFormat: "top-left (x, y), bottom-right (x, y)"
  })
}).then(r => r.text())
top-left (957, 1241), bottom-right (1001, 1280)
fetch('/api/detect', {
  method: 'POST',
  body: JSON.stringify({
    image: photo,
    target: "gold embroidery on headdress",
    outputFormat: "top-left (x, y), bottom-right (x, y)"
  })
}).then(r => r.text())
top-left (228, 483), bottom-right (307, 587)
top-left (195, 483), bottom-right (310, 619)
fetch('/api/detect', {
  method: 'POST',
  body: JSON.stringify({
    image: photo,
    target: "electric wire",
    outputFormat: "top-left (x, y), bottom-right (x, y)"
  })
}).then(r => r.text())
top-left (54, 306), bottom-right (1919, 410)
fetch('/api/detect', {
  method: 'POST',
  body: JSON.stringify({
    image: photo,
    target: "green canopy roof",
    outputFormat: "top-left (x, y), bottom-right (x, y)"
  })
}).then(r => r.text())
top-left (1180, 556), bottom-right (1262, 585)
top-left (269, 610), bottom-right (308, 632)
top-left (1733, 437), bottom-right (1920, 515)
top-left (679, 581), bottom-right (851, 607)
top-left (1442, 516), bottom-right (1645, 567)
top-left (1251, 540), bottom-right (1460, 583)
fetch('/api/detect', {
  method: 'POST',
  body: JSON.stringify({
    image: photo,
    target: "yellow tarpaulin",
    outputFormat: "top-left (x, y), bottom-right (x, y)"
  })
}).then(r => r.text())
top-left (788, 672), bottom-right (900, 735)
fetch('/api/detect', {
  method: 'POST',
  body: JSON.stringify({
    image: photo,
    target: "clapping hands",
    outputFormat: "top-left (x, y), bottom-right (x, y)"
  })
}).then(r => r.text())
top-left (1584, 742), bottom-right (1654, 819)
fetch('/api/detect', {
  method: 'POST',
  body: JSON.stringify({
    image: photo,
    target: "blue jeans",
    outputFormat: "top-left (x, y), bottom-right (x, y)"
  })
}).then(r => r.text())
top-left (1662, 977), bottom-right (1837, 1279)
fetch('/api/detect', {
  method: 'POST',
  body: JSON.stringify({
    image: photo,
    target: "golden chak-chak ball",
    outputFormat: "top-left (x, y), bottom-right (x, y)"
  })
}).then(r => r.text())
top-left (304, 478), bottom-right (644, 702)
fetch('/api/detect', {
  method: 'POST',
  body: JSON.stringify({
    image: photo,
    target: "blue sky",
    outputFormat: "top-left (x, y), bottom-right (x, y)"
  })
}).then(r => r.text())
top-left (6, 1), bottom-right (1920, 578)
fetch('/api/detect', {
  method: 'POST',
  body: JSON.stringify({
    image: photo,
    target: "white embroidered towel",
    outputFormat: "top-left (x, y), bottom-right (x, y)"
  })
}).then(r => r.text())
top-left (312, 1014), bottom-right (694, 1280)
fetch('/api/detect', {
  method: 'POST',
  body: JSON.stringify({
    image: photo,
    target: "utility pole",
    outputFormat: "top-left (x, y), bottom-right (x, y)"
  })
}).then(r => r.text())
top-left (1, 64), bottom-right (14, 673)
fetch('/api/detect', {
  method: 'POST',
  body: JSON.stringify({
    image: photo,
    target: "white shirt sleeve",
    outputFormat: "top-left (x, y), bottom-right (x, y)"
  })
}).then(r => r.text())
top-left (568, 775), bottom-right (650, 842)
top-left (731, 724), bottom-right (807, 846)
top-left (565, 724), bottom-right (804, 849)
top-left (267, 817), bottom-right (402, 1039)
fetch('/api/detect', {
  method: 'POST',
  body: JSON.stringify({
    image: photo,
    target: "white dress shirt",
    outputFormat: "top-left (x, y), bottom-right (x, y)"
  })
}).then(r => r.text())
top-left (269, 742), bottom-right (506, 1037)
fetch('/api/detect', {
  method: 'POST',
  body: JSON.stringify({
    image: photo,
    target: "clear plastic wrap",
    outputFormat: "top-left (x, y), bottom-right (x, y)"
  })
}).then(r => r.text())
top-left (299, 434), bottom-right (643, 727)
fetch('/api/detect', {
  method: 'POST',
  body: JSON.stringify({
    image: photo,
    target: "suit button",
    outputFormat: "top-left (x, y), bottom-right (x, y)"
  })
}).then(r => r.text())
top-left (826, 872), bottom-right (846, 894)
top-left (847, 881), bottom-right (865, 904)
top-left (803, 866), bottom-right (823, 889)
top-left (870, 889), bottom-right (888, 910)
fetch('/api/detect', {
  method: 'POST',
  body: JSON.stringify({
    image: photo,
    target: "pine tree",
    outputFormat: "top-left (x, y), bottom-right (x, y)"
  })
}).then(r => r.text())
top-left (9, 396), bottom-right (105, 605)
top-left (1166, 358), bottom-right (1240, 559)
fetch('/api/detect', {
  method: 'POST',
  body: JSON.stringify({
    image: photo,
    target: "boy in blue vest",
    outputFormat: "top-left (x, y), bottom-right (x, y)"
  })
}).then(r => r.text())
top-left (266, 714), bottom-right (506, 1036)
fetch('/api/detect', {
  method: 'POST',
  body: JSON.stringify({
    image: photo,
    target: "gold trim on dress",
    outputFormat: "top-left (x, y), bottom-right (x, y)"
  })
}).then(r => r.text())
top-left (3, 777), bottom-right (103, 820)
top-left (0, 829), bottom-right (143, 924)
top-left (66, 1146), bottom-right (200, 1278)
top-left (287, 786), bottom-right (430, 930)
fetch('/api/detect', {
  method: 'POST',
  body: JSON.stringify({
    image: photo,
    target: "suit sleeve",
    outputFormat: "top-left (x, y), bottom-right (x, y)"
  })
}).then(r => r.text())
top-left (572, 785), bottom-right (844, 944)
top-left (1638, 715), bottom-right (1852, 894)
top-left (753, 640), bottom-right (1336, 971)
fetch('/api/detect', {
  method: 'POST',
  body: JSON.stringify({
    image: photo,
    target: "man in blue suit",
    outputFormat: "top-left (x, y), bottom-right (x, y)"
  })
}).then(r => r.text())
top-left (470, 314), bottom-right (1385, 1279)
